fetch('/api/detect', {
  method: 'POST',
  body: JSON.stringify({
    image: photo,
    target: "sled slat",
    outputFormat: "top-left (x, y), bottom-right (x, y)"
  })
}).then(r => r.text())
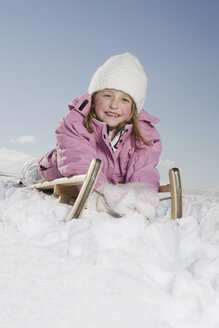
top-left (35, 174), bottom-right (86, 190)
top-left (159, 184), bottom-right (171, 193)
top-left (54, 185), bottom-right (79, 204)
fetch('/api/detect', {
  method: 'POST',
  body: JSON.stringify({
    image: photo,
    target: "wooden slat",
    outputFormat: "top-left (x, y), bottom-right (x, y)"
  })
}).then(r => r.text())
top-left (159, 184), bottom-right (171, 193)
top-left (54, 184), bottom-right (79, 204)
top-left (35, 174), bottom-right (86, 190)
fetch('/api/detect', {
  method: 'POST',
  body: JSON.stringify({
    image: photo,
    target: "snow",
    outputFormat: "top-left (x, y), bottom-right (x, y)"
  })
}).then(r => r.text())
top-left (0, 174), bottom-right (219, 328)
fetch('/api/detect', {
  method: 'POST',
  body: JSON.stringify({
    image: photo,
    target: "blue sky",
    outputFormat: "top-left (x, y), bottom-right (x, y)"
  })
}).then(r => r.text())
top-left (0, 0), bottom-right (218, 190)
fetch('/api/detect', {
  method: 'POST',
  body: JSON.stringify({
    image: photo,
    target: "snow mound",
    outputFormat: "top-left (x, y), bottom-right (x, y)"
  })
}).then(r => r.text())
top-left (0, 175), bottom-right (219, 328)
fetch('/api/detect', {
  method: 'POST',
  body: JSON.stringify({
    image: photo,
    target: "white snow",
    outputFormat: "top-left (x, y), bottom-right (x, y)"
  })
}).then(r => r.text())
top-left (0, 173), bottom-right (219, 328)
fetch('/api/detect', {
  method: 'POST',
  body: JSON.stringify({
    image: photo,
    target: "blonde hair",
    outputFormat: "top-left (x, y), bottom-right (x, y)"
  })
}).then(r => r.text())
top-left (83, 92), bottom-right (151, 149)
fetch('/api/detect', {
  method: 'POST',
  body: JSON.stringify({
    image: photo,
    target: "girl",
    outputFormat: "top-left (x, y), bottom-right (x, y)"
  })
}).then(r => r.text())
top-left (21, 53), bottom-right (162, 218)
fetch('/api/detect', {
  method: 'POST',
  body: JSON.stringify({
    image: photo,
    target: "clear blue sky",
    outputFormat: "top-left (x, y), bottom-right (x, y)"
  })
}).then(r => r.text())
top-left (0, 0), bottom-right (218, 190)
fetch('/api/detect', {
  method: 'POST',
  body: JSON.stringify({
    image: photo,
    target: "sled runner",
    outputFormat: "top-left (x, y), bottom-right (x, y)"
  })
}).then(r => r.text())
top-left (159, 168), bottom-right (183, 219)
top-left (35, 159), bottom-right (182, 222)
top-left (35, 158), bottom-right (102, 222)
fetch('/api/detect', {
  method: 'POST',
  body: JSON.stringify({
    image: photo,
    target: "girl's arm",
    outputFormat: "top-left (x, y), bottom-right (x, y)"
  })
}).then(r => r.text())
top-left (55, 112), bottom-right (107, 188)
top-left (125, 132), bottom-right (162, 192)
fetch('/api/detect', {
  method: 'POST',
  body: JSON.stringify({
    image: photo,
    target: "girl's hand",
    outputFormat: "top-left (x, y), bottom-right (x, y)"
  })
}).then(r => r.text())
top-left (87, 183), bottom-right (158, 219)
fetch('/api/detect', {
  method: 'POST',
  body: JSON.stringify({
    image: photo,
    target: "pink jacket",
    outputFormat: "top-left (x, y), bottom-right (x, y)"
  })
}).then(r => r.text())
top-left (38, 94), bottom-right (162, 191)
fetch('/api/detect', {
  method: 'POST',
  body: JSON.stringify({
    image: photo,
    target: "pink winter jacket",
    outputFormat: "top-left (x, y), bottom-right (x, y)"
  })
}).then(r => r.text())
top-left (38, 94), bottom-right (162, 191)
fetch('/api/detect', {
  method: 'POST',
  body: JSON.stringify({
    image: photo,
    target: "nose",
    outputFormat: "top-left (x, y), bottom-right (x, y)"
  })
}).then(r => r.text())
top-left (110, 96), bottom-right (119, 109)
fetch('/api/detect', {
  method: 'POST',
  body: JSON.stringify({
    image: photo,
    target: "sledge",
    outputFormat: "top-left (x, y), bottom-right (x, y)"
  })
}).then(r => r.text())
top-left (35, 159), bottom-right (183, 222)
top-left (35, 159), bottom-right (102, 222)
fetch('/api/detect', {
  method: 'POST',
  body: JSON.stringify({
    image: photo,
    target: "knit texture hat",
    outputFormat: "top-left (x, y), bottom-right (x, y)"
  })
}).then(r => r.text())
top-left (88, 53), bottom-right (147, 113)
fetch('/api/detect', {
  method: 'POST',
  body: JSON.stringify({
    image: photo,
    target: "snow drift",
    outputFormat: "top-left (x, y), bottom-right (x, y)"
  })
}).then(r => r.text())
top-left (0, 174), bottom-right (219, 328)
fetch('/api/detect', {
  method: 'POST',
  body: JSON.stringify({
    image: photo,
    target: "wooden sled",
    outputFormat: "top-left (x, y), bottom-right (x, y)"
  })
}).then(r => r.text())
top-left (35, 158), bottom-right (102, 222)
top-left (35, 159), bottom-right (183, 222)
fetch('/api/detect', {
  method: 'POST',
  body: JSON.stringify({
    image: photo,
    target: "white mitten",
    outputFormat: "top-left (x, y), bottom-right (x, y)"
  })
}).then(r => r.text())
top-left (87, 183), bottom-right (158, 219)
top-left (86, 184), bottom-right (134, 216)
top-left (130, 183), bottom-right (159, 218)
top-left (86, 189), bottom-right (110, 213)
top-left (20, 158), bottom-right (45, 186)
top-left (98, 183), bottom-right (136, 216)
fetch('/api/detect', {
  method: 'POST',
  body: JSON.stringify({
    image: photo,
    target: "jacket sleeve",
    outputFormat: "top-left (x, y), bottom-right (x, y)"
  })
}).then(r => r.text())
top-left (125, 125), bottom-right (162, 191)
top-left (55, 112), bottom-right (107, 188)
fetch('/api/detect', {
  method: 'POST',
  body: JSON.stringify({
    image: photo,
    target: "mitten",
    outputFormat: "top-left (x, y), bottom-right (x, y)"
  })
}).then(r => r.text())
top-left (129, 183), bottom-right (159, 218)
top-left (87, 183), bottom-right (158, 219)
top-left (20, 158), bottom-right (45, 186)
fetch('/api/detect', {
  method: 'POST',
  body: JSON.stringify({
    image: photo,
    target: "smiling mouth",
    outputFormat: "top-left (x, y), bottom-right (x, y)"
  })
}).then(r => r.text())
top-left (105, 111), bottom-right (120, 117)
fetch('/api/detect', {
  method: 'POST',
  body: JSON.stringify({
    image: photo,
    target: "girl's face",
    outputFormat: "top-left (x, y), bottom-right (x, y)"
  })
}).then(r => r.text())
top-left (94, 89), bottom-right (133, 130)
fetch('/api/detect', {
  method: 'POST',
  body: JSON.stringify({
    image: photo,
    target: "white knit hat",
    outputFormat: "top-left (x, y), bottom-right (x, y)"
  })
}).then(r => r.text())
top-left (88, 53), bottom-right (147, 113)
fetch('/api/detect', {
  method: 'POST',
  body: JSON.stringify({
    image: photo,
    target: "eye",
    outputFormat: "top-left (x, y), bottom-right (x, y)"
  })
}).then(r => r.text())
top-left (122, 97), bottom-right (130, 103)
top-left (103, 93), bottom-right (111, 98)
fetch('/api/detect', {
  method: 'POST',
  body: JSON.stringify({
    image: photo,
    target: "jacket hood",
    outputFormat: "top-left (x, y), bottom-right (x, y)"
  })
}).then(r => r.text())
top-left (138, 109), bottom-right (160, 125)
top-left (68, 94), bottom-right (92, 116)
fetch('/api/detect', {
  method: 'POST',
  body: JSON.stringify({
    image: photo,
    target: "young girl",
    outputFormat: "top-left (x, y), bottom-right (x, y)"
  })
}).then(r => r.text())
top-left (21, 53), bottom-right (162, 218)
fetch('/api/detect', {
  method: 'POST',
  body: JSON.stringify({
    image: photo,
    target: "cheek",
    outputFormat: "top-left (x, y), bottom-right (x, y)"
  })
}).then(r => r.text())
top-left (95, 99), bottom-right (106, 115)
top-left (122, 105), bottom-right (132, 120)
